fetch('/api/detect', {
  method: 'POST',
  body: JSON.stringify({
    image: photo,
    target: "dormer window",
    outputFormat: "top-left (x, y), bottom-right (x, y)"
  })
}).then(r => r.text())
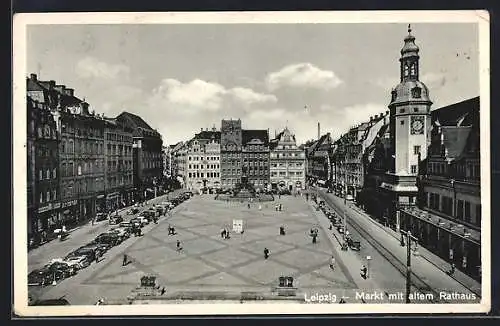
top-left (411, 86), bottom-right (422, 98)
top-left (391, 90), bottom-right (397, 102)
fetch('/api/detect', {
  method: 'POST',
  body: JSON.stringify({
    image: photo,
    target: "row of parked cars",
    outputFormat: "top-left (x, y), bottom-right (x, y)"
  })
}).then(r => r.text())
top-left (28, 192), bottom-right (193, 287)
top-left (317, 199), bottom-right (361, 251)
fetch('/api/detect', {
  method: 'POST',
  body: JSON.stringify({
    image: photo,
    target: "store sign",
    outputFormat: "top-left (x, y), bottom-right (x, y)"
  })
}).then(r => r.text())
top-left (38, 204), bottom-right (52, 213)
top-left (61, 199), bottom-right (78, 208)
top-left (38, 202), bottom-right (61, 213)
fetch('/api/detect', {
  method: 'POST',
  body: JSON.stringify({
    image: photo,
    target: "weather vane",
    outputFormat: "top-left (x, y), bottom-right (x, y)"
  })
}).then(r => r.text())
top-left (408, 24), bottom-right (412, 34)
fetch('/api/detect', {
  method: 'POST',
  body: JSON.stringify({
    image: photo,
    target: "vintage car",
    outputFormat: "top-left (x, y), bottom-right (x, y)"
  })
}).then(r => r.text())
top-left (108, 227), bottom-right (130, 240)
top-left (46, 261), bottom-right (77, 278)
top-left (32, 298), bottom-right (71, 306)
top-left (109, 214), bottom-right (123, 225)
top-left (92, 234), bottom-right (121, 247)
top-left (28, 267), bottom-right (55, 286)
top-left (63, 255), bottom-right (91, 270)
top-left (95, 212), bottom-right (108, 222)
top-left (141, 210), bottom-right (156, 219)
top-left (347, 237), bottom-right (361, 251)
top-left (130, 217), bottom-right (147, 228)
top-left (127, 207), bottom-right (139, 215)
top-left (49, 258), bottom-right (81, 272)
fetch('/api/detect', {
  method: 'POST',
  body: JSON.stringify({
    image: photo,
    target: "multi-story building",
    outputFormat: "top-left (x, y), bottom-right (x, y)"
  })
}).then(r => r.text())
top-left (269, 127), bottom-right (306, 192)
top-left (241, 129), bottom-right (270, 190)
top-left (117, 112), bottom-right (163, 200)
top-left (102, 118), bottom-right (135, 212)
top-left (305, 133), bottom-right (335, 187)
top-left (220, 119), bottom-right (243, 189)
top-left (399, 97), bottom-right (481, 279)
top-left (52, 100), bottom-right (105, 226)
top-left (26, 92), bottom-right (60, 243)
top-left (162, 146), bottom-right (171, 178)
top-left (185, 127), bottom-right (221, 192)
top-left (171, 141), bottom-right (187, 188)
top-left (28, 74), bottom-right (106, 231)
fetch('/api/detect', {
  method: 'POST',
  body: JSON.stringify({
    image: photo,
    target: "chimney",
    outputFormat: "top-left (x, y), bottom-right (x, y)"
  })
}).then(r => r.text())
top-left (201, 127), bottom-right (203, 132)
top-left (374, 114), bottom-right (378, 120)
top-left (54, 84), bottom-right (66, 94)
top-left (317, 122), bottom-right (320, 140)
top-left (49, 80), bottom-right (56, 89)
top-left (64, 88), bottom-right (74, 96)
top-left (385, 110), bottom-right (389, 116)
top-left (30, 73), bottom-right (37, 81)
top-left (370, 116), bottom-right (373, 122)
top-left (212, 124), bottom-right (216, 132)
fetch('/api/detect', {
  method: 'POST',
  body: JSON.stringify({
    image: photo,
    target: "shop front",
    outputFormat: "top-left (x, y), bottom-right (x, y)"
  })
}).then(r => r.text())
top-left (400, 208), bottom-right (481, 281)
top-left (61, 199), bottom-right (78, 226)
top-left (96, 193), bottom-right (106, 213)
top-left (106, 192), bottom-right (121, 212)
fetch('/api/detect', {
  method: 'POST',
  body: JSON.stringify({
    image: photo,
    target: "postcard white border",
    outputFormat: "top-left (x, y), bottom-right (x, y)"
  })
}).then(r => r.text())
top-left (12, 10), bottom-right (491, 316)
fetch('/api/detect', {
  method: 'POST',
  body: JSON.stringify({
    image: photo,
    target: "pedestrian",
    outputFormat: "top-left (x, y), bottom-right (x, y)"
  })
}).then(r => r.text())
top-left (221, 229), bottom-right (226, 239)
top-left (176, 240), bottom-right (182, 252)
top-left (264, 247), bottom-right (270, 259)
top-left (360, 265), bottom-right (367, 279)
top-left (329, 256), bottom-right (336, 270)
top-left (258, 204), bottom-right (262, 210)
top-left (329, 223), bottom-right (333, 230)
top-left (279, 204), bottom-right (282, 211)
top-left (122, 254), bottom-right (128, 266)
top-left (449, 263), bottom-right (456, 275)
top-left (312, 234), bottom-right (317, 244)
top-left (248, 203), bottom-right (251, 209)
top-left (160, 287), bottom-right (166, 295)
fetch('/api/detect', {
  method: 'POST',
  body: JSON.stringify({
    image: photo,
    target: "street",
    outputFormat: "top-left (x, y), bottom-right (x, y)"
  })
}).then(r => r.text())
top-left (314, 187), bottom-right (481, 303)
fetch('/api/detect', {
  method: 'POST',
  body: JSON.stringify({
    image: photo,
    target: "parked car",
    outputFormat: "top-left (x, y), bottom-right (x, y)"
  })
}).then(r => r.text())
top-left (130, 218), bottom-right (143, 229)
top-left (109, 227), bottom-right (130, 239)
top-left (63, 255), bottom-right (91, 270)
top-left (48, 258), bottom-right (80, 272)
top-left (127, 207), bottom-right (139, 215)
top-left (68, 247), bottom-right (99, 262)
top-left (337, 225), bottom-right (345, 234)
top-left (32, 298), bottom-right (70, 306)
top-left (345, 194), bottom-right (354, 201)
top-left (109, 214), bottom-right (123, 225)
top-left (47, 261), bottom-right (77, 278)
top-left (91, 235), bottom-right (119, 248)
top-left (141, 210), bottom-right (156, 219)
top-left (95, 212), bottom-right (108, 222)
top-left (28, 268), bottom-right (54, 286)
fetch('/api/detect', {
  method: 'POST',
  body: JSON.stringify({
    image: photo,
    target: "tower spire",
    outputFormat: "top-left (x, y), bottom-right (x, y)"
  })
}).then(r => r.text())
top-left (408, 24), bottom-right (411, 34)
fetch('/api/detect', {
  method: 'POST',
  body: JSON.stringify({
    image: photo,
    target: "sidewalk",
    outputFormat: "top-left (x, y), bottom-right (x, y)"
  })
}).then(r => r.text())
top-left (348, 201), bottom-right (481, 296)
top-left (307, 198), bottom-right (391, 304)
top-left (317, 189), bottom-right (481, 299)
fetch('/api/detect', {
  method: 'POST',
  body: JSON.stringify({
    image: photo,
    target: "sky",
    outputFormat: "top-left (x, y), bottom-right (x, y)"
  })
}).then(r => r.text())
top-left (26, 23), bottom-right (479, 145)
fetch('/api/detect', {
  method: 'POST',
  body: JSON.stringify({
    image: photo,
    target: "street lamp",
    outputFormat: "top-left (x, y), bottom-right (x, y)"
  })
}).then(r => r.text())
top-left (400, 229), bottom-right (418, 303)
top-left (366, 255), bottom-right (372, 278)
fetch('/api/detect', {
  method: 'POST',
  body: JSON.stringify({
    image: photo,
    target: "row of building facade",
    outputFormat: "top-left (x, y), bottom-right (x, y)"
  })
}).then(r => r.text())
top-left (305, 28), bottom-right (482, 280)
top-left (27, 73), bottom-right (163, 244)
top-left (167, 121), bottom-right (306, 194)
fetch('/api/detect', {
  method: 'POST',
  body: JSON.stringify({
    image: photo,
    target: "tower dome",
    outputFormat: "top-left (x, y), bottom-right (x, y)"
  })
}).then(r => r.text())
top-left (400, 25), bottom-right (420, 58)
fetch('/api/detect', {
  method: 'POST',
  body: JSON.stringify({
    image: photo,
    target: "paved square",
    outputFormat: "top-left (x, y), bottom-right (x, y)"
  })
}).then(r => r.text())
top-left (36, 195), bottom-right (357, 304)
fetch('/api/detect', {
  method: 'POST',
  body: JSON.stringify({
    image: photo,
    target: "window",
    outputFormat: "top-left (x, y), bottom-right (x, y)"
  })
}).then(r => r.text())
top-left (46, 169), bottom-right (50, 179)
top-left (464, 201), bottom-right (471, 223)
top-left (78, 165), bottom-right (82, 175)
top-left (413, 108), bottom-right (419, 113)
top-left (414, 146), bottom-right (421, 155)
top-left (53, 168), bottom-right (57, 179)
top-left (457, 200), bottom-right (464, 219)
top-left (53, 189), bottom-right (57, 200)
top-left (400, 120), bottom-right (404, 125)
top-left (39, 192), bottom-right (43, 203)
top-left (39, 169), bottom-right (43, 180)
top-left (46, 191), bottom-right (50, 202)
top-left (400, 108), bottom-right (405, 113)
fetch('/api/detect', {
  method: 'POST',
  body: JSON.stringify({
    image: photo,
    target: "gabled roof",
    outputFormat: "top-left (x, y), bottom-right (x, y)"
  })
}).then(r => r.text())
top-left (117, 112), bottom-right (155, 131)
top-left (432, 97), bottom-right (479, 127)
top-left (26, 78), bottom-right (45, 91)
top-left (194, 130), bottom-right (221, 140)
top-left (242, 130), bottom-right (269, 145)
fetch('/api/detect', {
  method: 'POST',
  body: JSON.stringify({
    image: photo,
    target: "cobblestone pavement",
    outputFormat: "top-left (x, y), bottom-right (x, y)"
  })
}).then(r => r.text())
top-left (34, 194), bottom-right (358, 304)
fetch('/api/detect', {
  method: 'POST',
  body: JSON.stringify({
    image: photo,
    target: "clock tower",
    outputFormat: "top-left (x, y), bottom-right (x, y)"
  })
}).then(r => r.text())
top-left (389, 25), bottom-right (432, 176)
top-left (381, 25), bottom-right (432, 227)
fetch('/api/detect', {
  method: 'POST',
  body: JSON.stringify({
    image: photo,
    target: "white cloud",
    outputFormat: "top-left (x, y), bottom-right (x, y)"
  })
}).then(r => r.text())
top-left (153, 79), bottom-right (226, 111)
top-left (265, 63), bottom-right (343, 91)
top-left (75, 57), bottom-right (130, 80)
top-left (228, 87), bottom-right (277, 104)
top-left (149, 78), bottom-right (278, 115)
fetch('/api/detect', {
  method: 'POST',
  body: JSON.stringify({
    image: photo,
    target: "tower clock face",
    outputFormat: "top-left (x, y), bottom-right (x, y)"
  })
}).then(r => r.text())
top-left (411, 116), bottom-right (424, 135)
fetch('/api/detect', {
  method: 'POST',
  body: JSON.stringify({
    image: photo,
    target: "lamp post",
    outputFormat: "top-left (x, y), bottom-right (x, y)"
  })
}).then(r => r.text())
top-left (400, 229), bottom-right (418, 303)
top-left (366, 255), bottom-right (372, 278)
